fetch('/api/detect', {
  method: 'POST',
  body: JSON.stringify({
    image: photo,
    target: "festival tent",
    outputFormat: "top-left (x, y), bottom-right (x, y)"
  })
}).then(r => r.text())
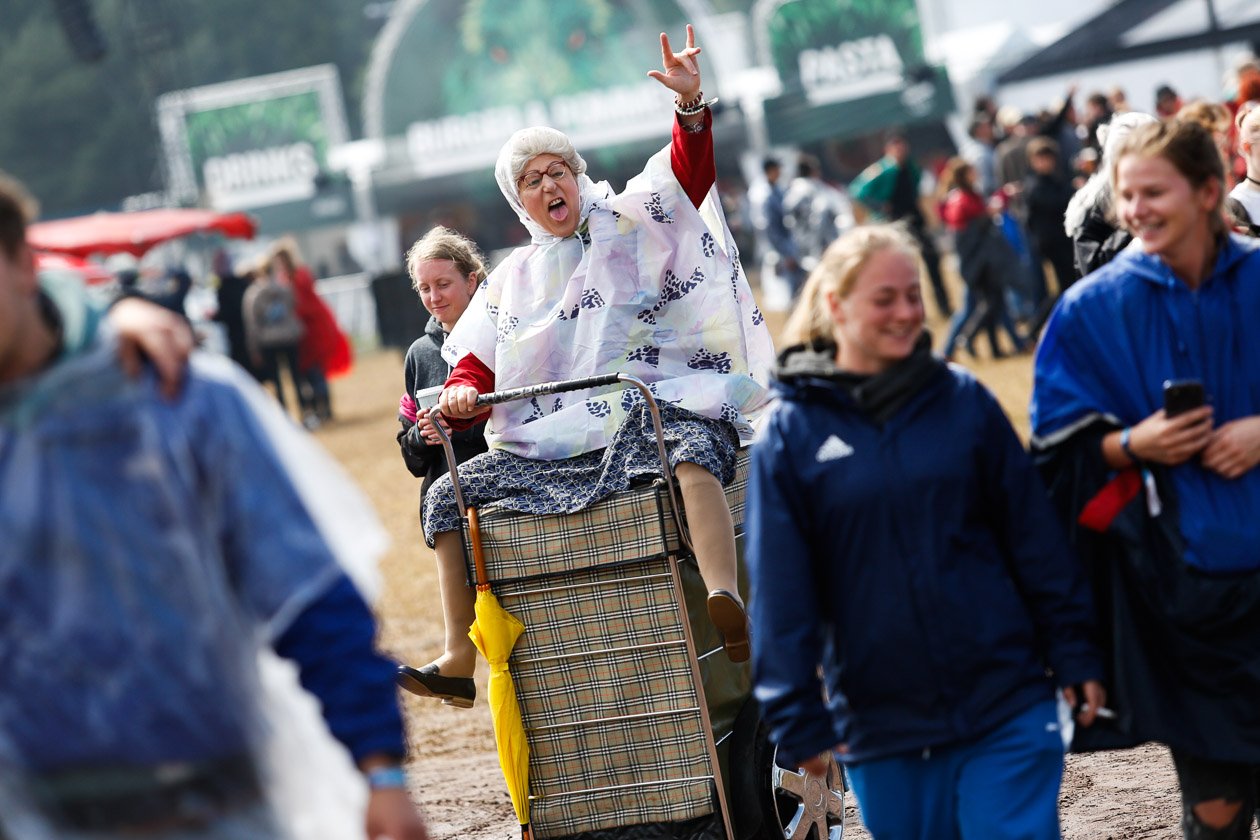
top-left (28, 208), bottom-right (256, 258)
top-left (33, 252), bottom-right (113, 285)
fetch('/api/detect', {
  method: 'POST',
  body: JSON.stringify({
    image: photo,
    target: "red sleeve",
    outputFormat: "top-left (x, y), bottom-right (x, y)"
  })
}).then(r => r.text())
top-left (671, 109), bottom-right (715, 209)
top-left (941, 190), bottom-right (986, 231)
top-left (443, 352), bottom-right (494, 431)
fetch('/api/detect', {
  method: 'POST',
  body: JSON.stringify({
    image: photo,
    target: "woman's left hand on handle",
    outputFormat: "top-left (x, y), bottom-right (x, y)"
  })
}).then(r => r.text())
top-left (647, 23), bottom-right (702, 101)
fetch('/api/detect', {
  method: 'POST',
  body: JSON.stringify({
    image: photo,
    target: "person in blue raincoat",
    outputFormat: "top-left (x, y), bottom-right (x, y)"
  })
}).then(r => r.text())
top-left (747, 223), bottom-right (1105, 840)
top-left (1031, 118), bottom-right (1260, 839)
top-left (0, 172), bottom-right (429, 840)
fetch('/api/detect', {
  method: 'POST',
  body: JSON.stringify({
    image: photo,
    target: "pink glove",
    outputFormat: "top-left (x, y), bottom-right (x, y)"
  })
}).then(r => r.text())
top-left (399, 393), bottom-right (418, 424)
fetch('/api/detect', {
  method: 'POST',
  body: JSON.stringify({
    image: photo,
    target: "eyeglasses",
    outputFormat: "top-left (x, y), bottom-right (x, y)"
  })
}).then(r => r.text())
top-left (518, 162), bottom-right (569, 192)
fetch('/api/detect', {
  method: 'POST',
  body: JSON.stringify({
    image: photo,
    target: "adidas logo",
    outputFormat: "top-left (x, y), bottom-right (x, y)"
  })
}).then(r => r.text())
top-left (815, 434), bottom-right (854, 463)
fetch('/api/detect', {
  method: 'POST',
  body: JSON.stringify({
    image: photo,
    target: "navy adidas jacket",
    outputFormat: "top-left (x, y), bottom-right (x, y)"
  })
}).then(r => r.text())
top-left (747, 346), bottom-right (1102, 765)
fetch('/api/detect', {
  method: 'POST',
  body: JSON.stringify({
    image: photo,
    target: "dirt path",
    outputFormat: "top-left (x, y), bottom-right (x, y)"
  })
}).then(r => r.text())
top-left (316, 315), bottom-right (1189, 838)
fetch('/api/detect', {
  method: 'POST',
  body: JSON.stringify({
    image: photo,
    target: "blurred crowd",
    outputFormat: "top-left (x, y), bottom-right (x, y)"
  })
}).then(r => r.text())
top-left (743, 51), bottom-right (1260, 362)
top-left (110, 238), bottom-right (353, 430)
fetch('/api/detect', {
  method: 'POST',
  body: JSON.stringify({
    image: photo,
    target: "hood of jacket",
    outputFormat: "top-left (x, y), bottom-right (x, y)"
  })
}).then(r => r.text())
top-left (773, 332), bottom-right (945, 425)
top-left (1112, 232), bottom-right (1258, 289)
top-left (424, 314), bottom-right (447, 346)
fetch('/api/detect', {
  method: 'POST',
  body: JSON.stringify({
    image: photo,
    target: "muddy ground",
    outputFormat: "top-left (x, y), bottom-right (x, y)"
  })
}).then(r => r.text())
top-left (311, 292), bottom-right (1191, 839)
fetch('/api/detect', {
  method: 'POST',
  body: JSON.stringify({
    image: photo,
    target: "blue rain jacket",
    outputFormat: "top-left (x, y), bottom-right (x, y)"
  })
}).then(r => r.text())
top-left (0, 287), bottom-right (398, 777)
top-left (748, 352), bottom-right (1101, 765)
top-left (1031, 234), bottom-right (1260, 573)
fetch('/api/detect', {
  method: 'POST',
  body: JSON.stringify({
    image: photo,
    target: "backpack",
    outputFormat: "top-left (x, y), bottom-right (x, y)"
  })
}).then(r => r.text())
top-left (248, 281), bottom-right (304, 349)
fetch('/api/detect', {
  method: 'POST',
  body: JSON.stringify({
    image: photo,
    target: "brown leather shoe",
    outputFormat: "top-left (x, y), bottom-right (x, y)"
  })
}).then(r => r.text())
top-left (707, 589), bottom-right (750, 663)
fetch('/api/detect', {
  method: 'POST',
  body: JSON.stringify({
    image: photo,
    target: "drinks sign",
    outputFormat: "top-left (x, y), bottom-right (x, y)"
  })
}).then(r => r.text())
top-left (158, 65), bottom-right (350, 212)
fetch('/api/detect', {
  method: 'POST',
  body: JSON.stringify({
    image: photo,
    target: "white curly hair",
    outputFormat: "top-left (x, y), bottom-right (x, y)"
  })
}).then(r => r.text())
top-left (493, 126), bottom-right (596, 242)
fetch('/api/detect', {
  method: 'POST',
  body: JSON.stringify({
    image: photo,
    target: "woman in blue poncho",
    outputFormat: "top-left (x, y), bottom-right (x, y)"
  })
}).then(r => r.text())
top-left (1031, 118), bottom-right (1260, 838)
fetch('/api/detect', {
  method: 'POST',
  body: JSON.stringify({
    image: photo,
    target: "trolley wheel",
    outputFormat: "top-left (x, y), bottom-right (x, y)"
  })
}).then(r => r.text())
top-left (728, 698), bottom-right (846, 840)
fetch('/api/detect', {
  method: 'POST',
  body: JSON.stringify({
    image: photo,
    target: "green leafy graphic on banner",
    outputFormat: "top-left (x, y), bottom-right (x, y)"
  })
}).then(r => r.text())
top-left (185, 92), bottom-right (326, 171)
top-left (380, 0), bottom-right (685, 134)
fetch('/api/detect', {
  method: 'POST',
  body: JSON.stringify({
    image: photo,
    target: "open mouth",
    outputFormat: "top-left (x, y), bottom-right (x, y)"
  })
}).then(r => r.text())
top-left (548, 198), bottom-right (569, 223)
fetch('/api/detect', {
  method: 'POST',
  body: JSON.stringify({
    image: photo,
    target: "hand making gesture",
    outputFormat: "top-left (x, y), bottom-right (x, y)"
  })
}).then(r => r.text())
top-left (648, 24), bottom-right (703, 104)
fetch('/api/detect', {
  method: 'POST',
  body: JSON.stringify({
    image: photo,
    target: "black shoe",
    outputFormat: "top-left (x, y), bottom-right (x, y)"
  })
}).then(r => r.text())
top-left (707, 589), bottom-right (750, 663)
top-left (396, 664), bottom-right (475, 708)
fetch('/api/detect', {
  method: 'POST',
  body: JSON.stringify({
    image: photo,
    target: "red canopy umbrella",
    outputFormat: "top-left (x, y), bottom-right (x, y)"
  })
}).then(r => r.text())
top-left (28, 209), bottom-right (256, 258)
top-left (34, 252), bottom-right (114, 285)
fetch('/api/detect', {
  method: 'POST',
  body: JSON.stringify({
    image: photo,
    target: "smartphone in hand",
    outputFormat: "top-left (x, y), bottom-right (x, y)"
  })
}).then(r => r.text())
top-left (1163, 379), bottom-right (1206, 418)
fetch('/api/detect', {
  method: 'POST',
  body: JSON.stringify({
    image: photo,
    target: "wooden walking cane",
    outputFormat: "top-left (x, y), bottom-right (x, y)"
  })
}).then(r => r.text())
top-left (467, 506), bottom-right (489, 590)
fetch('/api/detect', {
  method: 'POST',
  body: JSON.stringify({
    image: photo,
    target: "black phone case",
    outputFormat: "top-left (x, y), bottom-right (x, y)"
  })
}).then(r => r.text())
top-left (1163, 380), bottom-right (1205, 418)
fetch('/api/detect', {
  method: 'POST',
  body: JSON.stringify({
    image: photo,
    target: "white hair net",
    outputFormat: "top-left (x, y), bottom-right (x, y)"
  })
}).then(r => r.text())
top-left (494, 126), bottom-right (599, 244)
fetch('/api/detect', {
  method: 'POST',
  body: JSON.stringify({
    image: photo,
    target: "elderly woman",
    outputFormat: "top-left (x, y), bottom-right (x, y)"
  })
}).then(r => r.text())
top-left (397, 25), bottom-right (775, 708)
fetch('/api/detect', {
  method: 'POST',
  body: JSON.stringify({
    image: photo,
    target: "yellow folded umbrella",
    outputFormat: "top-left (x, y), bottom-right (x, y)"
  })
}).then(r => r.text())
top-left (466, 507), bottom-right (533, 839)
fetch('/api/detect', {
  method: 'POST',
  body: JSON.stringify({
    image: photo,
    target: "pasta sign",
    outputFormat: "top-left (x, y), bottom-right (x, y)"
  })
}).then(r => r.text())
top-left (798, 34), bottom-right (905, 105)
top-left (757, 0), bottom-right (953, 145)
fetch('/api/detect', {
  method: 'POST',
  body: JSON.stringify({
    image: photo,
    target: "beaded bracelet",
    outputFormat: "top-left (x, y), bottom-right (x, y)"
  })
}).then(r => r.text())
top-left (675, 92), bottom-right (718, 117)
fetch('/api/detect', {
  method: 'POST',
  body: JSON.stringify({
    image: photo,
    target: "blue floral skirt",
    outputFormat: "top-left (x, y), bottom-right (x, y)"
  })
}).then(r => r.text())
top-left (422, 404), bottom-right (739, 546)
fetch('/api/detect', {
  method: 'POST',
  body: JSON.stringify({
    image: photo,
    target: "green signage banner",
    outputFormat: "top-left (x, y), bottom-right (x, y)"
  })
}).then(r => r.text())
top-left (373, 0), bottom-right (695, 177)
top-left (765, 66), bottom-right (955, 146)
top-left (158, 65), bottom-right (350, 220)
top-left (755, 0), bottom-right (953, 145)
top-left (185, 91), bottom-right (326, 210)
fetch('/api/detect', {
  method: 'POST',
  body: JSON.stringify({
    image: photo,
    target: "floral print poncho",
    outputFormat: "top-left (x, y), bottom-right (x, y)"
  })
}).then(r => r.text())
top-left (443, 141), bottom-right (775, 461)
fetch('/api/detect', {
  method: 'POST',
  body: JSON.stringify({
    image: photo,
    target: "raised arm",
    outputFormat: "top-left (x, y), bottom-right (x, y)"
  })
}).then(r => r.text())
top-left (649, 24), bottom-right (715, 207)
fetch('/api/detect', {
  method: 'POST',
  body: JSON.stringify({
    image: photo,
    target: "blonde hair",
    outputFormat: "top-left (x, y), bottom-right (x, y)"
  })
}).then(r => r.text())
top-left (1179, 100), bottom-right (1231, 136)
top-left (268, 236), bottom-right (304, 275)
top-left (405, 225), bottom-right (488, 293)
top-left (781, 224), bottom-right (921, 346)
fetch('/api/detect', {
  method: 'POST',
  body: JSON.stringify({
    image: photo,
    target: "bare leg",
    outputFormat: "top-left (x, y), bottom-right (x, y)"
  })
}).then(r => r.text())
top-left (675, 462), bottom-right (748, 661)
top-left (430, 530), bottom-right (478, 676)
top-left (397, 530), bottom-right (478, 706)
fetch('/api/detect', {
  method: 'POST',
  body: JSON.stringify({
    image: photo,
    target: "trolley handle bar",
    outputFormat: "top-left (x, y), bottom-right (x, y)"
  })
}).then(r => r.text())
top-left (472, 373), bottom-right (623, 407)
top-left (432, 371), bottom-right (691, 557)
